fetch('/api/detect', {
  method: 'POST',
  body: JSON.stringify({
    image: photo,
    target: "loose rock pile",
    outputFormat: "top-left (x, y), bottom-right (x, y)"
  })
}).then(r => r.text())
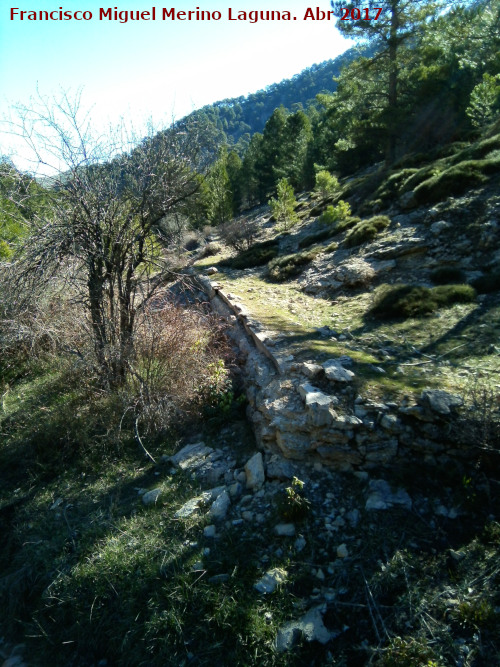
top-left (149, 439), bottom-right (463, 652)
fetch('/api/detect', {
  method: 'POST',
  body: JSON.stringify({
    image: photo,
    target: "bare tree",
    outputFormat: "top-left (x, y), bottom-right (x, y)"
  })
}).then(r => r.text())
top-left (9, 91), bottom-right (210, 387)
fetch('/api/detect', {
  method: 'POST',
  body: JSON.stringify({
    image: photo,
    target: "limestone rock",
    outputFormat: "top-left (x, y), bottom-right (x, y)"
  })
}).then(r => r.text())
top-left (266, 457), bottom-right (297, 480)
top-left (420, 389), bottom-right (463, 415)
top-left (245, 452), bottom-right (265, 489)
top-left (274, 523), bottom-right (296, 536)
top-left (254, 567), bottom-right (287, 594)
top-left (301, 362), bottom-right (324, 379)
top-left (337, 544), bottom-right (349, 559)
top-left (142, 488), bottom-right (162, 506)
top-left (322, 360), bottom-right (355, 383)
top-left (170, 442), bottom-right (214, 469)
top-left (174, 493), bottom-right (211, 519)
top-left (209, 490), bottom-right (231, 521)
top-left (365, 479), bottom-right (412, 511)
top-left (335, 258), bottom-right (376, 287)
top-left (275, 604), bottom-right (337, 652)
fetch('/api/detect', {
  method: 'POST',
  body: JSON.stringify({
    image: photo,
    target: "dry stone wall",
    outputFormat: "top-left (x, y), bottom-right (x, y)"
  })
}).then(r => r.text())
top-left (192, 272), bottom-right (474, 472)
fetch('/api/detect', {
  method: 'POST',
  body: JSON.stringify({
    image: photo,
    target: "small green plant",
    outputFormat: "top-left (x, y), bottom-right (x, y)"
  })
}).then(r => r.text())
top-left (319, 200), bottom-right (351, 226)
top-left (466, 73), bottom-right (500, 128)
top-left (269, 177), bottom-right (299, 231)
top-left (344, 215), bottom-right (390, 248)
top-left (277, 477), bottom-right (311, 521)
top-left (456, 597), bottom-right (498, 629)
top-left (314, 169), bottom-right (340, 199)
top-left (376, 637), bottom-right (439, 666)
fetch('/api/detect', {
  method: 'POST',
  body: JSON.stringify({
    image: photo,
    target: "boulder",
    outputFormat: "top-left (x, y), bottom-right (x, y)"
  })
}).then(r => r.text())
top-left (322, 360), bottom-right (355, 383)
top-left (420, 389), bottom-right (463, 415)
top-left (244, 452), bottom-right (265, 489)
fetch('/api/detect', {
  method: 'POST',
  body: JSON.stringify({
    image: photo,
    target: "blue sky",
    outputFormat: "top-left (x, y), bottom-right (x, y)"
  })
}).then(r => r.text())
top-left (1, 1), bottom-right (349, 168)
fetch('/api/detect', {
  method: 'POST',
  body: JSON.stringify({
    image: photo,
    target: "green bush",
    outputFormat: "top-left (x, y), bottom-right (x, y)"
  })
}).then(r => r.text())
top-left (325, 241), bottom-right (339, 253)
top-left (430, 267), bottom-right (466, 285)
top-left (319, 200), bottom-right (351, 225)
top-left (220, 239), bottom-right (278, 270)
top-left (375, 168), bottom-right (419, 202)
top-left (414, 157), bottom-right (500, 205)
top-left (472, 270), bottom-right (500, 294)
top-left (267, 247), bottom-right (320, 282)
top-left (371, 283), bottom-right (476, 319)
top-left (345, 215), bottom-right (390, 248)
top-left (297, 228), bottom-right (334, 249)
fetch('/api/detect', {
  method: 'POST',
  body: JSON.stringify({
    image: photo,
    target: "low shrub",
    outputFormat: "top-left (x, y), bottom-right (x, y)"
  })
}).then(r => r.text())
top-left (267, 247), bottom-right (320, 282)
top-left (414, 157), bottom-right (500, 205)
top-left (375, 168), bottom-right (419, 202)
top-left (127, 298), bottom-right (233, 433)
top-left (344, 215), bottom-right (390, 248)
top-left (370, 283), bottom-right (476, 319)
top-left (430, 266), bottom-right (466, 285)
top-left (198, 241), bottom-right (221, 259)
top-left (325, 241), bottom-right (339, 253)
top-left (220, 239), bottom-right (278, 270)
top-left (472, 270), bottom-right (500, 294)
top-left (298, 228), bottom-right (333, 249)
top-left (219, 217), bottom-right (257, 252)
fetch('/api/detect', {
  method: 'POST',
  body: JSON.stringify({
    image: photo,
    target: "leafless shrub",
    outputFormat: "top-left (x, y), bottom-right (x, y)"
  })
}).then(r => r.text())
top-left (452, 376), bottom-right (500, 470)
top-left (198, 242), bottom-right (221, 259)
top-left (125, 294), bottom-right (233, 434)
top-left (219, 217), bottom-right (258, 252)
top-left (8, 90), bottom-right (212, 388)
top-left (0, 262), bottom-right (90, 368)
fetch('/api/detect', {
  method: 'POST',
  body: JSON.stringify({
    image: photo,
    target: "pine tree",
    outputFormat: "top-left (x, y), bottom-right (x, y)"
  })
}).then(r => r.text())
top-left (269, 178), bottom-right (299, 231)
top-left (330, 0), bottom-right (457, 163)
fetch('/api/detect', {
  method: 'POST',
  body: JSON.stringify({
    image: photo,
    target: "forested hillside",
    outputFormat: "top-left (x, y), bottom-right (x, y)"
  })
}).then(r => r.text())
top-left (175, 48), bottom-right (360, 149)
top-left (168, 0), bottom-right (499, 225)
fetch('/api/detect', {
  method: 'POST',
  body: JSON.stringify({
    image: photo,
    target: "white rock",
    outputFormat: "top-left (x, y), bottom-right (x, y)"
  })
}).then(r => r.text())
top-left (170, 442), bottom-right (213, 468)
top-left (245, 452), bottom-right (265, 489)
top-left (203, 525), bottom-right (217, 538)
top-left (174, 493), bottom-right (211, 519)
top-left (322, 360), bottom-right (355, 383)
top-left (274, 523), bottom-right (296, 537)
top-left (254, 567), bottom-right (288, 594)
top-left (275, 604), bottom-right (336, 652)
top-left (209, 490), bottom-right (231, 521)
top-left (337, 544), bottom-right (349, 559)
top-left (301, 362), bottom-right (323, 379)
